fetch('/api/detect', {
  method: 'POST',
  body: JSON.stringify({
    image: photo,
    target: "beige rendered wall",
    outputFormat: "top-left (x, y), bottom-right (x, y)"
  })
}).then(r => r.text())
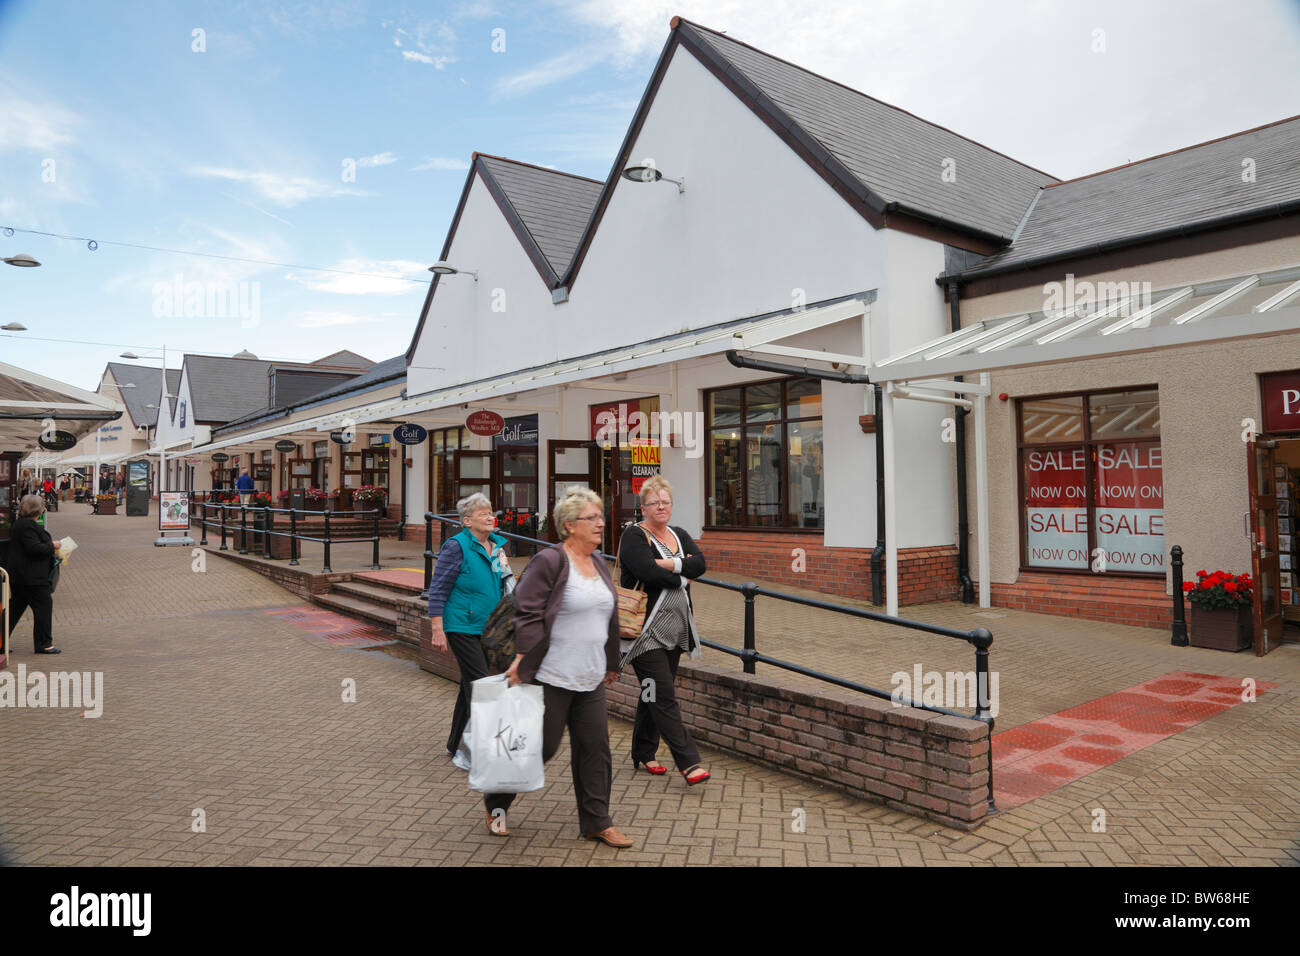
top-left (957, 235), bottom-right (1300, 590)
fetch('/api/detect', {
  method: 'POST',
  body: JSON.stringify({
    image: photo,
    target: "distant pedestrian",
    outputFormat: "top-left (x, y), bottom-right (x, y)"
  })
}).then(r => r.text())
top-left (488, 487), bottom-right (632, 848)
top-left (19, 469), bottom-right (33, 497)
top-left (617, 475), bottom-right (709, 785)
top-left (235, 469), bottom-right (255, 502)
top-left (99, 471), bottom-right (111, 495)
top-left (4, 494), bottom-right (62, 654)
top-left (427, 493), bottom-right (512, 768)
top-left (113, 471), bottom-right (124, 504)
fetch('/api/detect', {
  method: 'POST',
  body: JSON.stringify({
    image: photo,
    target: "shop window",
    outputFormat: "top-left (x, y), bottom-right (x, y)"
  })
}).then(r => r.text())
top-left (1019, 388), bottom-right (1162, 574)
top-left (706, 377), bottom-right (823, 530)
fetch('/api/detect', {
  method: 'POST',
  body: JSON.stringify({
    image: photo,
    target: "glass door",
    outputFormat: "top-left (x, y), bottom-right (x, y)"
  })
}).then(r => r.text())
top-left (1248, 439), bottom-right (1283, 655)
top-left (547, 440), bottom-right (597, 543)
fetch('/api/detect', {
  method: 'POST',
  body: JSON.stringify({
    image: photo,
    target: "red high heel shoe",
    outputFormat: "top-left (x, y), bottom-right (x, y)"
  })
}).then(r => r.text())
top-left (632, 758), bottom-right (668, 776)
top-left (682, 765), bottom-right (710, 786)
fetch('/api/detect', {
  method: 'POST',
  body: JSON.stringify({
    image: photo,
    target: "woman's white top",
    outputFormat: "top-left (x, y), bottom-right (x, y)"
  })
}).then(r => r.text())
top-left (535, 554), bottom-right (615, 692)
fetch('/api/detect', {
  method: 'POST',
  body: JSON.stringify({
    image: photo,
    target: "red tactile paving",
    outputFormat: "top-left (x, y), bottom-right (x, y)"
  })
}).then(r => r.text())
top-left (992, 670), bottom-right (1277, 809)
top-left (355, 568), bottom-right (425, 591)
top-left (263, 607), bottom-right (394, 647)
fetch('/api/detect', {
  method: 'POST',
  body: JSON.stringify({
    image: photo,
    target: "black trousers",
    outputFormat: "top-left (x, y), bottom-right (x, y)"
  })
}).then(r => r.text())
top-left (630, 647), bottom-right (701, 771)
top-left (8, 583), bottom-right (54, 652)
top-left (484, 681), bottom-right (614, 836)
top-left (446, 631), bottom-right (490, 755)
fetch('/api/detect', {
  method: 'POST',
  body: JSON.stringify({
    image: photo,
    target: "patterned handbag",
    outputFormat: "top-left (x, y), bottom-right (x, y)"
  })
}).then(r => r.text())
top-left (479, 545), bottom-right (519, 673)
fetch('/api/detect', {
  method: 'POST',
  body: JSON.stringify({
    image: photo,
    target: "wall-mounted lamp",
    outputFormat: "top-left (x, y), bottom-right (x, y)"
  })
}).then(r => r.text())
top-left (429, 261), bottom-right (479, 281)
top-left (622, 164), bottom-right (685, 194)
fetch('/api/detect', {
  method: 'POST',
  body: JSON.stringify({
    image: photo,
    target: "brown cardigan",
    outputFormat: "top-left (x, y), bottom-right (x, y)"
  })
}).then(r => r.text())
top-left (513, 544), bottom-right (620, 685)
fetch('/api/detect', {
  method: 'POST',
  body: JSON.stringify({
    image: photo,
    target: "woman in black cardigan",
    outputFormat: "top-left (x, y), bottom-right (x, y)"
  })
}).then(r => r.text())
top-left (5, 494), bottom-right (62, 654)
top-left (617, 476), bottom-right (709, 785)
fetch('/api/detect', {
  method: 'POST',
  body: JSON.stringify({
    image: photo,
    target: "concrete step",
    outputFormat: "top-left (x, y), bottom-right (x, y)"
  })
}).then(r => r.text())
top-left (312, 592), bottom-right (399, 630)
top-left (332, 580), bottom-right (421, 609)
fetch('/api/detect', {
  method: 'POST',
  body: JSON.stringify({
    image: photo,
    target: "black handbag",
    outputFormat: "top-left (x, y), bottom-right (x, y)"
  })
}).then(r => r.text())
top-left (48, 556), bottom-right (62, 594)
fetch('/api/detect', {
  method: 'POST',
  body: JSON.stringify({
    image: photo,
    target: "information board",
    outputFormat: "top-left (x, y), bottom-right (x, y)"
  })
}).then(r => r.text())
top-left (159, 492), bottom-right (190, 531)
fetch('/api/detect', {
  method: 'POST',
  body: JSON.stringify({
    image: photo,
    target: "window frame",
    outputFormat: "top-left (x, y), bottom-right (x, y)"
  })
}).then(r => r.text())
top-left (1016, 384), bottom-right (1163, 578)
top-left (703, 375), bottom-right (824, 533)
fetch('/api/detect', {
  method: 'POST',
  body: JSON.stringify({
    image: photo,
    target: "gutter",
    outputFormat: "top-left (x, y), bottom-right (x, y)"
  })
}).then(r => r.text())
top-left (947, 282), bottom-right (975, 604)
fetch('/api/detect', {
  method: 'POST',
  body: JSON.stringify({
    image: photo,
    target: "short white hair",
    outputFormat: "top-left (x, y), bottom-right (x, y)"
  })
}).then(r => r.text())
top-left (457, 493), bottom-right (493, 524)
top-left (553, 486), bottom-right (602, 540)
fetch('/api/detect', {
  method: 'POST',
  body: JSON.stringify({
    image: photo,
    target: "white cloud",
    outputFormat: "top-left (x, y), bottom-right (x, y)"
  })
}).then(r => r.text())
top-left (0, 81), bottom-right (80, 153)
top-left (356, 152), bottom-right (398, 168)
top-left (394, 19), bottom-right (457, 68)
top-left (285, 258), bottom-right (430, 295)
top-left (188, 166), bottom-right (368, 206)
top-left (402, 50), bottom-right (434, 63)
top-left (494, 47), bottom-right (606, 98)
top-left (410, 156), bottom-right (470, 171)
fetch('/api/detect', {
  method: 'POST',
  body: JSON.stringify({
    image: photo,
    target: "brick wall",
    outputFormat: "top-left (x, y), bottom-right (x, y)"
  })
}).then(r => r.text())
top-left (417, 632), bottom-right (991, 830)
top-left (203, 546), bottom-right (349, 598)
top-left (991, 572), bottom-right (1170, 629)
top-left (698, 532), bottom-right (960, 605)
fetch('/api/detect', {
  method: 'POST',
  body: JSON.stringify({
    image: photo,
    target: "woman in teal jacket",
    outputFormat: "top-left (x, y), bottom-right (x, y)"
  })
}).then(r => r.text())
top-left (427, 493), bottom-right (512, 764)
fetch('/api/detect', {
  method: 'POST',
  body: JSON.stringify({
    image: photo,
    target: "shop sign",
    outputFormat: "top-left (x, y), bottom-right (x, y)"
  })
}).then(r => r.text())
top-left (1261, 370), bottom-right (1300, 434)
top-left (467, 410), bottom-right (505, 436)
top-left (274, 439), bottom-right (298, 453)
top-left (368, 433), bottom-right (391, 448)
top-left (210, 452), bottom-right (230, 463)
top-left (1024, 443), bottom-right (1164, 572)
top-left (492, 414), bottom-right (538, 448)
top-left (630, 442), bottom-right (661, 493)
top-left (329, 430), bottom-right (352, 445)
top-left (159, 491), bottom-right (189, 531)
top-left (38, 430), bottom-right (77, 451)
top-left (393, 423), bottom-right (428, 445)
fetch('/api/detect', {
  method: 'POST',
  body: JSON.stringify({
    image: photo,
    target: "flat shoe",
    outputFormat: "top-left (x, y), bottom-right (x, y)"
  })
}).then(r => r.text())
top-left (583, 826), bottom-right (632, 848)
top-left (486, 811), bottom-right (508, 837)
top-left (35, 647), bottom-right (62, 655)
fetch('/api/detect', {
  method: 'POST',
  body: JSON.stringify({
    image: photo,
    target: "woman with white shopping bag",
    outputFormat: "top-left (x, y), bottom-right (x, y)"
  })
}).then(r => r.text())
top-left (426, 494), bottom-right (514, 766)
top-left (480, 487), bottom-right (632, 848)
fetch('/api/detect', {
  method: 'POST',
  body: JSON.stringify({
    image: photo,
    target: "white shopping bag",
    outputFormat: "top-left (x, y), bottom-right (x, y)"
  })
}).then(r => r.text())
top-left (467, 674), bottom-right (545, 794)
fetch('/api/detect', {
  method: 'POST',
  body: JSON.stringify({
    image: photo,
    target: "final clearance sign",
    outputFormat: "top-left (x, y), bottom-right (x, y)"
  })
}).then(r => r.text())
top-left (1024, 442), bottom-right (1164, 572)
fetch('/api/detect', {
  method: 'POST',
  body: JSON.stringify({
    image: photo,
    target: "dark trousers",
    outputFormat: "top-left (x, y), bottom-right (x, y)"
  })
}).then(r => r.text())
top-left (631, 647), bottom-right (701, 771)
top-left (8, 584), bottom-right (54, 652)
top-left (484, 681), bottom-right (614, 835)
top-left (446, 631), bottom-right (490, 754)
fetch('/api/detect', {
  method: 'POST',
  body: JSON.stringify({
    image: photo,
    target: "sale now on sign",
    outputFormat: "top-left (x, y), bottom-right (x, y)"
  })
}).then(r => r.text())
top-left (1024, 442), bottom-right (1164, 571)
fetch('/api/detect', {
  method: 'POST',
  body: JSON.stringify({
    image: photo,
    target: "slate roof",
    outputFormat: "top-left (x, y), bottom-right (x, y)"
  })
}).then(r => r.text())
top-left (105, 363), bottom-right (167, 428)
top-left (212, 355), bottom-right (406, 434)
top-left (312, 349), bottom-right (374, 367)
top-left (476, 155), bottom-right (603, 281)
top-left (954, 115), bottom-right (1300, 280)
top-left (677, 21), bottom-right (1058, 243)
top-left (181, 354), bottom-right (273, 423)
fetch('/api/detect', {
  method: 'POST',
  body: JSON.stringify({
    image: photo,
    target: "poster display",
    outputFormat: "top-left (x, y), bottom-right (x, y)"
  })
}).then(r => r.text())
top-left (630, 442), bottom-right (661, 494)
top-left (159, 492), bottom-right (190, 531)
top-left (1023, 441), bottom-right (1164, 572)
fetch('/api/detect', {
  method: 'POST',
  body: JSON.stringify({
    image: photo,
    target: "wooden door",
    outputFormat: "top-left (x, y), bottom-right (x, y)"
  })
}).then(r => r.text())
top-left (1247, 439), bottom-right (1283, 655)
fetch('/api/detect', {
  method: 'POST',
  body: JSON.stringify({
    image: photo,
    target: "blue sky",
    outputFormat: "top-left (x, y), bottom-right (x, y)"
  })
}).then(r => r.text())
top-left (2, 0), bottom-right (1299, 393)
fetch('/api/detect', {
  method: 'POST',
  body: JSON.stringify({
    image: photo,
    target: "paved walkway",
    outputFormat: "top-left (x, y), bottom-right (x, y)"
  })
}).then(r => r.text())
top-left (2, 510), bottom-right (1297, 865)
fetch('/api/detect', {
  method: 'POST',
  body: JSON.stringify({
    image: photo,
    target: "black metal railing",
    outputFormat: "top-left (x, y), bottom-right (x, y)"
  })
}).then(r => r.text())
top-left (192, 495), bottom-right (383, 573)
top-left (421, 512), bottom-right (997, 811)
top-left (1170, 544), bottom-right (1189, 646)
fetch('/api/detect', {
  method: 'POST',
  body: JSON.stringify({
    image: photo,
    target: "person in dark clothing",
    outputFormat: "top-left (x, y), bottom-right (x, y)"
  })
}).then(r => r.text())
top-left (5, 494), bottom-right (61, 654)
top-left (617, 475), bottom-right (709, 785)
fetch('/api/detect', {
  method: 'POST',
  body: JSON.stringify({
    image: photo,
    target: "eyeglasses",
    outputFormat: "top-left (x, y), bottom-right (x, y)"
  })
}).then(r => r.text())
top-left (644, 500), bottom-right (671, 509)
top-left (573, 514), bottom-right (605, 524)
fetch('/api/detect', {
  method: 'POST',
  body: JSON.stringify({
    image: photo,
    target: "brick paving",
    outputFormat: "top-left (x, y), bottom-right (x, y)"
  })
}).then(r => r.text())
top-left (1, 510), bottom-right (1297, 866)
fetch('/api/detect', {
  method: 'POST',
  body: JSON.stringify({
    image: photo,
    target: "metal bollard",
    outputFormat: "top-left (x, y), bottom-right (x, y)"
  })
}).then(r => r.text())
top-left (322, 510), bottom-right (332, 573)
top-left (421, 511), bottom-right (435, 599)
top-left (1170, 544), bottom-right (1189, 646)
top-left (239, 504), bottom-right (248, 554)
top-left (289, 507), bottom-right (299, 566)
top-left (219, 505), bottom-right (228, 551)
top-left (371, 508), bottom-right (381, 570)
top-left (741, 582), bottom-right (758, 674)
top-left (263, 506), bottom-right (273, 559)
top-left (968, 627), bottom-right (997, 813)
top-left (198, 500), bottom-right (208, 546)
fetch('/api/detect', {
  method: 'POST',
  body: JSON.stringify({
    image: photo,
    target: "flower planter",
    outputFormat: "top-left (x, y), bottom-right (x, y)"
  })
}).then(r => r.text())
top-left (353, 501), bottom-right (384, 515)
top-left (1188, 604), bottom-right (1252, 652)
top-left (96, 500), bottom-right (117, 515)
